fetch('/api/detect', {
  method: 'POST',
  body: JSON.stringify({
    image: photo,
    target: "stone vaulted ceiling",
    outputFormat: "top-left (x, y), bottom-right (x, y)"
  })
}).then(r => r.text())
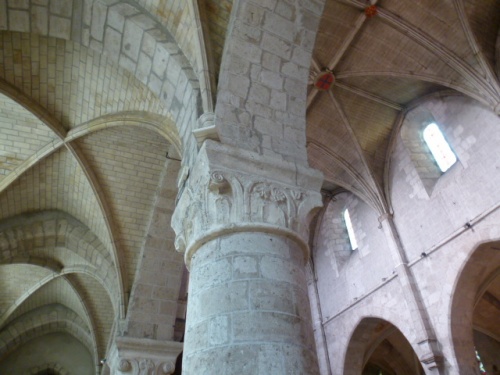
top-left (0, 0), bottom-right (192, 369)
top-left (0, 0), bottom-right (499, 372)
top-left (307, 0), bottom-right (500, 213)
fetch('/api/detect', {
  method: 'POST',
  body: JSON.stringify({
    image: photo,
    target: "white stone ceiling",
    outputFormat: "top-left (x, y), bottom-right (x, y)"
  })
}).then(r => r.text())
top-left (0, 4), bottom-right (180, 364)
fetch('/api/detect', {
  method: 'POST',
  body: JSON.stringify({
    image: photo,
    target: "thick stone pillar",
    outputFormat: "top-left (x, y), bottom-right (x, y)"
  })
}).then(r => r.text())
top-left (172, 140), bottom-right (323, 374)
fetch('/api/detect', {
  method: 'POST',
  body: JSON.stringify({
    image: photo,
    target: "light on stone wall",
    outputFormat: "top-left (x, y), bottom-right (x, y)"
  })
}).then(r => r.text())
top-left (343, 209), bottom-right (358, 250)
top-left (423, 123), bottom-right (457, 172)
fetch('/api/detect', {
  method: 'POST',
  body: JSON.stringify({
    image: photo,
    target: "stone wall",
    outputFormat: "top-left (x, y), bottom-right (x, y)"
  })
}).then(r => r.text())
top-left (311, 95), bottom-right (500, 374)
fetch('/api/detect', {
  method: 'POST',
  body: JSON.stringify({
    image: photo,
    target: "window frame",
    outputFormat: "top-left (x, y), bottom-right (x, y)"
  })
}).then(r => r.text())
top-left (343, 208), bottom-right (358, 251)
top-left (422, 122), bottom-right (457, 173)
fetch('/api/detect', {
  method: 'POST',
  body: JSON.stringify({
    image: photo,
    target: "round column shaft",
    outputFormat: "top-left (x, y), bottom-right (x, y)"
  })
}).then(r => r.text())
top-left (184, 232), bottom-right (318, 374)
top-left (172, 141), bottom-right (323, 375)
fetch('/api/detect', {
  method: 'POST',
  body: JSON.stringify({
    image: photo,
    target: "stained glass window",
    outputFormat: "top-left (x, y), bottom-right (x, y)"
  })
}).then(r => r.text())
top-left (476, 349), bottom-right (487, 374)
top-left (343, 209), bottom-right (358, 250)
top-left (423, 123), bottom-right (457, 172)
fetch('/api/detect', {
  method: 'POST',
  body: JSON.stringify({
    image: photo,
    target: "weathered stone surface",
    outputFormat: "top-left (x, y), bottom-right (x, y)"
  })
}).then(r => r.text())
top-left (173, 140), bottom-right (323, 374)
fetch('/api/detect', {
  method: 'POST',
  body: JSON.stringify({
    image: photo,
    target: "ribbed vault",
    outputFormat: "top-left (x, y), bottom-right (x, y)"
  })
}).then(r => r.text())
top-left (0, 2), bottom-right (192, 369)
top-left (307, 0), bottom-right (500, 213)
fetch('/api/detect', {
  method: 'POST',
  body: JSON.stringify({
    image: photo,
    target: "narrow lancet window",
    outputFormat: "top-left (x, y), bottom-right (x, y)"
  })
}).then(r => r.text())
top-left (343, 209), bottom-right (358, 250)
top-left (423, 123), bottom-right (457, 172)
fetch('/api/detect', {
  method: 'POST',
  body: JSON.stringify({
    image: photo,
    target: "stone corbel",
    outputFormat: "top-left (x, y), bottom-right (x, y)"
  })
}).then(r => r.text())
top-left (193, 112), bottom-right (219, 147)
top-left (419, 338), bottom-right (444, 372)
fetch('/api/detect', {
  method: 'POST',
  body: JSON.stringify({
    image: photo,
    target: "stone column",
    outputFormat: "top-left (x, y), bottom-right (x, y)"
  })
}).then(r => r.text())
top-left (172, 140), bottom-right (323, 375)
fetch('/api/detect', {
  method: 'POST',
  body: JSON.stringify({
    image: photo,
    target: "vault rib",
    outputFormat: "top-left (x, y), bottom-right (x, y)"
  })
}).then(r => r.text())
top-left (338, 0), bottom-right (500, 106)
top-left (452, 0), bottom-right (500, 97)
top-left (65, 143), bottom-right (127, 319)
top-left (307, 140), bottom-right (382, 212)
top-left (0, 274), bottom-right (100, 366)
top-left (308, 3), bottom-right (377, 108)
top-left (327, 90), bottom-right (387, 213)
top-left (0, 81), bottom-right (127, 319)
top-left (335, 82), bottom-right (403, 111)
top-left (337, 71), bottom-right (490, 106)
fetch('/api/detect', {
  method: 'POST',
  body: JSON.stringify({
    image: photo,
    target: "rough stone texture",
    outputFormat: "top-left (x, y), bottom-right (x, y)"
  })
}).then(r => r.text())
top-left (215, 0), bottom-right (325, 164)
top-left (311, 96), bottom-right (500, 374)
top-left (185, 232), bottom-right (319, 375)
top-left (172, 140), bottom-right (323, 374)
top-left (313, 193), bottom-right (393, 319)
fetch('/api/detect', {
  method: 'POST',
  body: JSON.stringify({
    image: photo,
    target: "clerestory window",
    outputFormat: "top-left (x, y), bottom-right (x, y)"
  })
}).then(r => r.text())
top-left (423, 123), bottom-right (457, 173)
top-left (343, 209), bottom-right (358, 251)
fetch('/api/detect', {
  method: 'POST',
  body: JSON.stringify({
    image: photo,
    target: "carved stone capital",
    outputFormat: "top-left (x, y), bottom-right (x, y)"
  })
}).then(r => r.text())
top-left (172, 140), bottom-right (323, 266)
top-left (107, 337), bottom-right (182, 375)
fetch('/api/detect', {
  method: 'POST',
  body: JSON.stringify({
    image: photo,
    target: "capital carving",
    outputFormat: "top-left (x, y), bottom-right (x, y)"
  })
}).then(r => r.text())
top-left (110, 357), bottom-right (175, 375)
top-left (117, 359), bottom-right (131, 372)
top-left (159, 362), bottom-right (175, 375)
top-left (139, 359), bottom-right (155, 375)
top-left (172, 141), bottom-right (323, 266)
top-left (107, 337), bottom-right (182, 375)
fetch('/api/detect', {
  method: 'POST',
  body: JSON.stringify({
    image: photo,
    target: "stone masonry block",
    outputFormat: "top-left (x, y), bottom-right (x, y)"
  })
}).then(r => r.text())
top-left (8, 0), bottom-right (28, 8)
top-left (31, 6), bottom-right (48, 35)
top-left (261, 32), bottom-right (291, 60)
top-left (233, 256), bottom-right (259, 279)
top-left (0, 1), bottom-right (7, 30)
top-left (9, 10), bottom-right (30, 33)
top-left (260, 254), bottom-right (305, 286)
top-left (90, 1), bottom-right (107, 41)
top-left (103, 26), bottom-right (121, 62)
top-left (260, 69), bottom-right (283, 90)
top-left (233, 311), bottom-right (312, 347)
top-left (231, 40), bottom-right (262, 64)
top-left (240, 3), bottom-right (265, 27)
top-left (49, 16), bottom-right (71, 40)
top-left (195, 281), bottom-right (249, 319)
top-left (50, 0), bottom-right (72, 18)
top-left (263, 12), bottom-right (294, 42)
top-left (122, 19), bottom-right (143, 61)
top-left (249, 280), bottom-right (295, 314)
top-left (189, 257), bottom-right (232, 294)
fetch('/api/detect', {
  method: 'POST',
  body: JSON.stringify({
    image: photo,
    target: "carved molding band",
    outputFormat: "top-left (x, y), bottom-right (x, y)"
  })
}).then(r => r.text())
top-left (172, 141), bottom-right (323, 266)
top-left (111, 358), bottom-right (175, 375)
top-left (107, 336), bottom-right (182, 375)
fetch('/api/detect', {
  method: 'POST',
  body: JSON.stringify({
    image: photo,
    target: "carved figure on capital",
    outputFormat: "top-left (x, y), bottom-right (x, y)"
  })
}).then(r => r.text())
top-left (112, 358), bottom-right (175, 375)
top-left (172, 167), bottom-right (321, 257)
